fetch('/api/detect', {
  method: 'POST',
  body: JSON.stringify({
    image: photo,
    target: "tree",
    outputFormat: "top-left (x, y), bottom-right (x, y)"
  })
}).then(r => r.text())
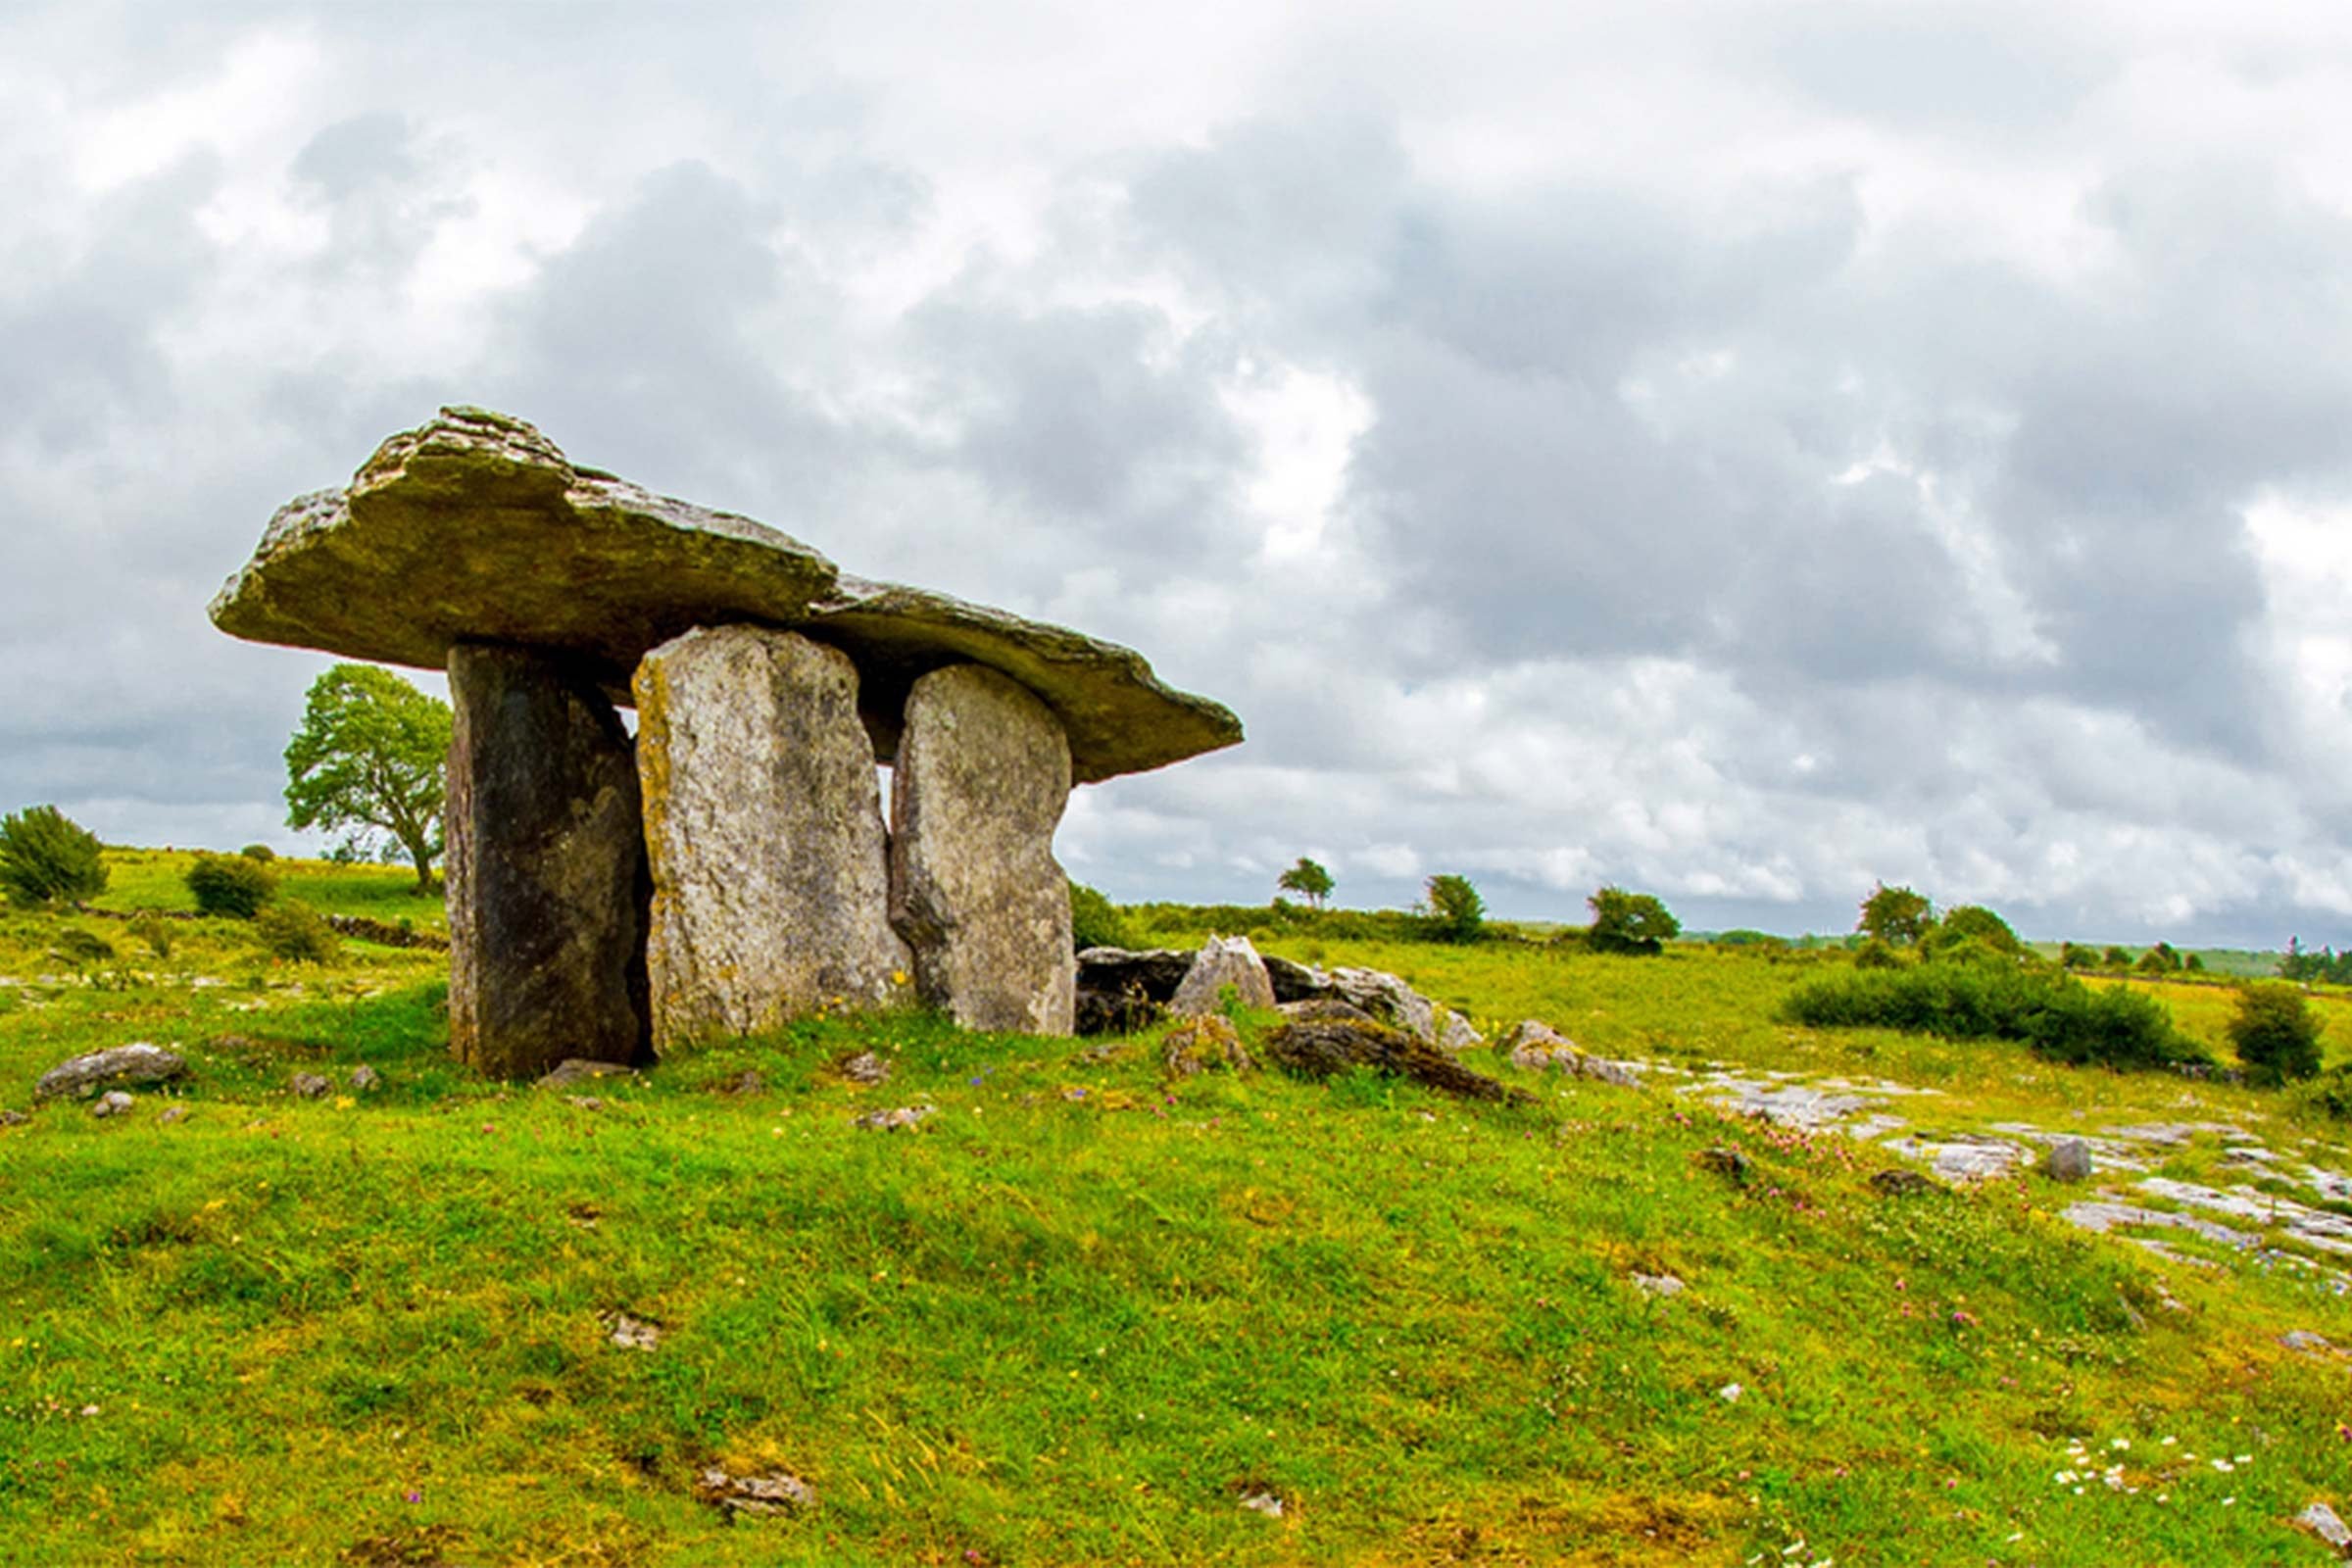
top-left (1276, 856), bottom-right (1334, 910)
top-left (284, 664), bottom-right (453, 889)
top-left (1922, 904), bottom-right (2023, 961)
top-left (1589, 886), bottom-right (1680, 956)
top-left (0, 805), bottom-right (108, 907)
top-left (2229, 982), bottom-right (2323, 1084)
top-left (1857, 883), bottom-right (1933, 947)
top-left (1423, 874), bottom-right (1486, 943)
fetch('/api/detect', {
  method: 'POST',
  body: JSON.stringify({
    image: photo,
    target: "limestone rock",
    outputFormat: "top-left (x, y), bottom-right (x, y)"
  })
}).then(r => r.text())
top-left (635, 626), bottom-right (910, 1051)
top-left (91, 1091), bottom-right (135, 1118)
top-left (1270, 960), bottom-right (1453, 1045)
top-left (2044, 1137), bottom-right (2094, 1183)
top-left (289, 1073), bottom-right (331, 1100)
top-left (1631, 1272), bottom-right (1686, 1298)
top-left (536, 1058), bottom-right (635, 1089)
top-left (349, 1065), bottom-right (380, 1093)
top-left (446, 642), bottom-right (651, 1078)
top-left (34, 1043), bottom-right (187, 1101)
top-left (0, 1109), bottom-right (28, 1128)
top-left (1439, 1009), bottom-right (1484, 1052)
top-left (836, 1052), bottom-right (891, 1086)
top-left (1503, 1020), bottom-right (1641, 1086)
top-left (1075, 947), bottom-right (1191, 1035)
top-left (890, 664), bottom-right (1074, 1035)
top-left (158, 1105), bottom-right (189, 1125)
top-left (603, 1311), bottom-right (662, 1351)
top-left (1160, 1016), bottom-right (1252, 1077)
top-left (1279, 997), bottom-right (1380, 1027)
top-left (211, 408), bottom-right (1242, 784)
top-left (1169, 936), bottom-right (1277, 1018)
top-left (856, 1104), bottom-right (936, 1131)
top-left (2299, 1501), bottom-right (2352, 1552)
top-left (697, 1467), bottom-right (815, 1517)
top-left (1259, 1017), bottom-right (1529, 1104)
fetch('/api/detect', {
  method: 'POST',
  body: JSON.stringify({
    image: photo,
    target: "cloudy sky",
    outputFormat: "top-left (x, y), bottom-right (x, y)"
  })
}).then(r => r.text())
top-left (8, 1), bottom-right (2352, 944)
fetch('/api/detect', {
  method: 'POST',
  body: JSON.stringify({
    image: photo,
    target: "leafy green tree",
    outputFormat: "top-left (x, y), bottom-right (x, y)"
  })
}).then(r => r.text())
top-left (2058, 942), bottom-right (2097, 969)
top-left (1276, 857), bottom-right (1335, 910)
top-left (284, 664), bottom-right (453, 889)
top-left (2101, 945), bottom-right (2132, 970)
top-left (1857, 883), bottom-right (1933, 947)
top-left (2229, 982), bottom-right (2324, 1084)
top-left (1922, 904), bottom-right (2022, 960)
top-left (0, 805), bottom-right (109, 907)
top-left (1589, 886), bottom-right (1680, 956)
top-left (1423, 874), bottom-right (1486, 943)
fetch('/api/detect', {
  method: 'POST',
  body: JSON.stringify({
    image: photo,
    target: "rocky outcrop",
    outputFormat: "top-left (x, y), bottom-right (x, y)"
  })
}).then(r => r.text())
top-left (1259, 1017), bottom-right (1530, 1105)
top-left (1161, 1016), bottom-right (1252, 1076)
top-left (446, 642), bottom-right (651, 1078)
top-left (34, 1043), bottom-right (187, 1101)
top-left (1501, 1020), bottom-right (1642, 1086)
top-left (1170, 935), bottom-right (1278, 1017)
top-left (889, 665), bottom-right (1073, 1034)
top-left (635, 626), bottom-right (909, 1051)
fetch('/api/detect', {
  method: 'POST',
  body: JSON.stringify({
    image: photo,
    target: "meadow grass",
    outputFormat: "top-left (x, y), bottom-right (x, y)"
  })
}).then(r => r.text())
top-left (0, 861), bottom-right (2348, 1563)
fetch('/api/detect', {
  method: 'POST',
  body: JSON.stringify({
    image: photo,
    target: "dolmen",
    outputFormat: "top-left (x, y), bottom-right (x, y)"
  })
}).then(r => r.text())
top-left (211, 408), bottom-right (1241, 1077)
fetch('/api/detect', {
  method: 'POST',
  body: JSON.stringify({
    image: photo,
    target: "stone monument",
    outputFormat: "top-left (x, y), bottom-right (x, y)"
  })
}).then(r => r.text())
top-left (211, 407), bottom-right (1241, 1074)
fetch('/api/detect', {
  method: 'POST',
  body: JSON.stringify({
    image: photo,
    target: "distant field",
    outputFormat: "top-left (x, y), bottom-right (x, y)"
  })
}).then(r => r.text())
top-left (0, 860), bottom-right (2347, 1564)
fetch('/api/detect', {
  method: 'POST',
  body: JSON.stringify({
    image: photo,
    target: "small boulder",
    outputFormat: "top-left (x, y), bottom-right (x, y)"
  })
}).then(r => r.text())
top-left (158, 1104), bottom-right (189, 1125)
top-left (290, 1072), bottom-right (331, 1101)
top-left (349, 1065), bottom-right (381, 1093)
top-left (855, 1104), bottom-right (936, 1132)
top-left (1504, 1019), bottom-right (1576, 1071)
top-left (2299, 1501), bottom-right (2352, 1552)
top-left (697, 1467), bottom-right (815, 1517)
top-left (2043, 1138), bottom-right (2093, 1183)
top-left (34, 1043), bottom-right (187, 1102)
top-left (2281, 1330), bottom-right (2333, 1353)
top-left (604, 1311), bottom-right (662, 1351)
top-left (1631, 1272), bottom-right (1685, 1298)
top-left (1696, 1146), bottom-right (1751, 1183)
top-left (90, 1091), bottom-right (135, 1119)
top-left (1438, 1009), bottom-right (1484, 1053)
top-left (836, 1051), bottom-right (890, 1086)
top-left (1169, 936), bottom-right (1277, 1018)
top-left (0, 1109), bottom-right (27, 1128)
top-left (1870, 1168), bottom-right (1942, 1198)
top-left (1161, 1016), bottom-right (1252, 1078)
top-left (536, 1058), bottom-right (634, 1090)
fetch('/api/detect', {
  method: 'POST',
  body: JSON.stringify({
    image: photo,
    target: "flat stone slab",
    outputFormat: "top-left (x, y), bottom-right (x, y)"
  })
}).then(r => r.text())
top-left (211, 407), bottom-right (1242, 784)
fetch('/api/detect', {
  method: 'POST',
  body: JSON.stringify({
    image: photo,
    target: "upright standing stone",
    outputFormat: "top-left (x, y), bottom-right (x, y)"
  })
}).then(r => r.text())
top-left (447, 642), bottom-right (651, 1078)
top-left (890, 664), bottom-right (1074, 1034)
top-left (635, 625), bottom-right (909, 1050)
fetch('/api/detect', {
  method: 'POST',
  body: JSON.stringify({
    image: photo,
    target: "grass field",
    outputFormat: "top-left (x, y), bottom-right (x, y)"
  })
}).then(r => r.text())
top-left (2, 854), bottom-right (2350, 1564)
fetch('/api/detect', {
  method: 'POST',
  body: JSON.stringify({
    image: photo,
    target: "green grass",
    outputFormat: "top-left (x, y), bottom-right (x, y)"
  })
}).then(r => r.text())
top-left (1, 867), bottom-right (2350, 1563)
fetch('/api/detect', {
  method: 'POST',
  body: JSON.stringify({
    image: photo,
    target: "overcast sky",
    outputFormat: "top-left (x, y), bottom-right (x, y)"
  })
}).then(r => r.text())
top-left (8, 2), bottom-right (2352, 944)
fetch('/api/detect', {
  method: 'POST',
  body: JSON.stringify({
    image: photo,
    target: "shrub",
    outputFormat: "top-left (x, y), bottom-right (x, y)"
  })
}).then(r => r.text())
top-left (2228, 982), bottom-right (2323, 1084)
top-left (254, 900), bottom-right (341, 964)
top-left (1853, 938), bottom-right (1904, 970)
top-left (1068, 881), bottom-right (1131, 951)
top-left (1424, 874), bottom-right (1486, 943)
top-left (186, 853), bottom-right (277, 918)
top-left (2101, 946), bottom-right (2132, 970)
top-left (128, 911), bottom-right (175, 959)
top-left (1588, 886), bottom-right (1678, 955)
top-left (1782, 962), bottom-right (2201, 1071)
top-left (2058, 942), bottom-right (2097, 969)
top-left (2290, 1064), bottom-right (2352, 1121)
top-left (49, 927), bottom-right (118, 968)
top-left (1921, 905), bottom-right (2021, 960)
top-left (0, 805), bottom-right (109, 907)
top-left (239, 843), bottom-right (277, 862)
top-left (2132, 949), bottom-right (2172, 977)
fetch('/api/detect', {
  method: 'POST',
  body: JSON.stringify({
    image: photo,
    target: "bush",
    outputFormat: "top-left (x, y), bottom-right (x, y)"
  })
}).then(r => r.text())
top-left (1782, 962), bottom-right (2201, 1071)
top-left (2228, 982), bottom-right (2323, 1084)
top-left (239, 843), bottom-right (277, 862)
top-left (0, 805), bottom-right (109, 907)
top-left (2058, 942), bottom-right (2097, 969)
top-left (2290, 1064), bottom-right (2352, 1121)
top-left (1853, 938), bottom-right (1904, 970)
top-left (1921, 905), bottom-right (2021, 960)
top-left (1588, 886), bottom-right (1679, 955)
top-left (1068, 881), bottom-right (1131, 952)
top-left (254, 900), bottom-right (341, 964)
top-left (1424, 874), bottom-right (1486, 944)
top-left (186, 853), bottom-right (277, 918)
top-left (49, 927), bottom-right (118, 968)
top-left (128, 911), bottom-right (175, 959)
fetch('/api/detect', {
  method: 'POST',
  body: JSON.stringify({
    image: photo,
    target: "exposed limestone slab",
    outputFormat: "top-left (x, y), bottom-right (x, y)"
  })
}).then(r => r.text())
top-left (889, 664), bottom-right (1074, 1035)
top-left (446, 643), bottom-right (651, 1079)
top-left (635, 625), bottom-right (909, 1051)
top-left (211, 407), bottom-right (1243, 783)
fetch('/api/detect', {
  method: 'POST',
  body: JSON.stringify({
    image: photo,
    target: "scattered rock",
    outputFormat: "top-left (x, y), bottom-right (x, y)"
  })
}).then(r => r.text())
top-left (1870, 1169), bottom-right (1942, 1198)
top-left (157, 1104), bottom-right (189, 1125)
top-left (855, 1104), bottom-right (936, 1132)
top-left (1160, 1016), bottom-right (1252, 1078)
top-left (604, 1312), bottom-right (662, 1351)
top-left (1718, 1383), bottom-right (1743, 1403)
top-left (1238, 1491), bottom-right (1285, 1518)
top-left (536, 1058), bottom-right (635, 1090)
top-left (2044, 1137), bottom-right (2094, 1183)
top-left (2281, 1330), bottom-right (2333, 1352)
top-left (1438, 1009), bottom-right (1484, 1053)
top-left (565, 1096), bottom-right (604, 1111)
top-left (90, 1091), bottom-right (135, 1119)
top-left (1257, 1018), bottom-right (1529, 1104)
top-left (889, 663), bottom-right (1075, 1035)
top-left (0, 1109), bottom-right (27, 1127)
top-left (716, 1069), bottom-right (766, 1097)
top-left (1322, 967), bottom-right (1437, 1043)
top-left (697, 1466), bottom-right (815, 1517)
top-left (349, 1065), bottom-right (380, 1093)
top-left (33, 1043), bottom-right (187, 1102)
top-left (1696, 1146), bottom-right (1752, 1183)
top-left (290, 1072), bottom-right (331, 1100)
top-left (1169, 935), bottom-right (1277, 1018)
top-left (1501, 1019), bottom-right (1642, 1086)
top-left (1631, 1272), bottom-right (1686, 1298)
top-left (836, 1051), bottom-right (890, 1086)
top-left (2299, 1501), bottom-right (2352, 1552)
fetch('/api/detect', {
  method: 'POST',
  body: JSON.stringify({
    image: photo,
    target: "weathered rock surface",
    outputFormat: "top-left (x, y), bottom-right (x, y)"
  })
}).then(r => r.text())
top-left (856, 1104), bottom-right (936, 1131)
top-left (1170, 935), bottom-right (1278, 1017)
top-left (1631, 1272), bottom-right (1686, 1298)
top-left (289, 1072), bottom-right (331, 1101)
top-left (1161, 1016), bottom-right (1252, 1077)
top-left (211, 407), bottom-right (1242, 784)
top-left (90, 1091), bottom-right (135, 1118)
top-left (1279, 997), bottom-right (1380, 1027)
top-left (446, 642), bottom-right (652, 1077)
top-left (2044, 1137), bottom-right (2093, 1182)
top-left (1259, 1017), bottom-right (1529, 1104)
top-left (890, 664), bottom-right (1073, 1034)
top-left (34, 1043), bottom-right (187, 1101)
top-left (350, 1065), bottom-right (380, 1093)
top-left (535, 1058), bottom-right (635, 1090)
top-left (635, 626), bottom-right (910, 1051)
top-left (1502, 1020), bottom-right (1642, 1086)
top-left (1075, 947), bottom-right (1191, 1034)
top-left (835, 1052), bottom-right (891, 1086)
top-left (0, 1109), bottom-right (27, 1127)
top-left (2298, 1500), bottom-right (2352, 1551)
top-left (697, 1467), bottom-right (816, 1517)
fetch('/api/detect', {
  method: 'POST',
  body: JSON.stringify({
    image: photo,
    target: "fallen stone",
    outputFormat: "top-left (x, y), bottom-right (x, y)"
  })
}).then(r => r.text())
top-left (1324, 967), bottom-right (1437, 1043)
top-left (34, 1043), bottom-right (187, 1102)
top-left (2281, 1330), bottom-right (2333, 1352)
top-left (1170, 935), bottom-right (1277, 1018)
top-left (2044, 1137), bottom-right (2094, 1183)
top-left (1258, 1018), bottom-right (1529, 1105)
top-left (890, 664), bottom-right (1073, 1035)
top-left (604, 1312), bottom-right (662, 1351)
top-left (836, 1052), bottom-right (890, 1086)
top-left (210, 407), bottom-right (1241, 785)
top-left (1870, 1169), bottom-right (1942, 1197)
top-left (536, 1058), bottom-right (635, 1089)
top-left (289, 1073), bottom-right (331, 1100)
top-left (1696, 1146), bottom-right (1752, 1183)
top-left (636, 625), bottom-right (909, 1050)
top-left (1505, 1019), bottom-right (1577, 1071)
top-left (0, 1109), bottom-right (26, 1127)
top-left (1632, 1272), bottom-right (1686, 1298)
top-left (1279, 997), bottom-right (1380, 1027)
top-left (1161, 1016), bottom-right (1252, 1077)
top-left (1238, 1491), bottom-right (1285, 1519)
top-left (2299, 1501), bottom-right (2352, 1552)
top-left (349, 1065), bottom-right (380, 1093)
top-left (447, 641), bottom-right (651, 1078)
top-left (856, 1104), bottom-right (936, 1131)
top-left (90, 1091), bottom-right (134, 1118)
top-left (157, 1104), bottom-right (189, 1125)
top-left (697, 1467), bottom-right (815, 1517)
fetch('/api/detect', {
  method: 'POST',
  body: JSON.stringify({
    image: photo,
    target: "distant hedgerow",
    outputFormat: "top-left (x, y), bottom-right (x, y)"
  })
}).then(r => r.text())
top-left (1068, 880), bottom-right (1131, 952)
top-left (1782, 962), bottom-right (2201, 1071)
